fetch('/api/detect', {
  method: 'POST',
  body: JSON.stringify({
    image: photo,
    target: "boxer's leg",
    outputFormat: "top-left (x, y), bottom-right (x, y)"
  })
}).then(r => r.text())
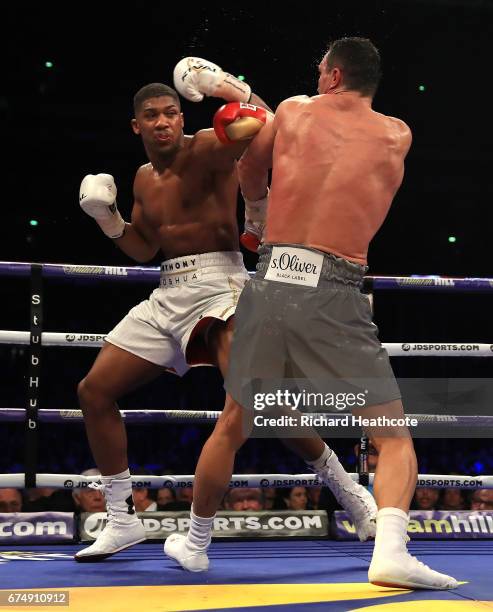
top-left (353, 400), bottom-right (457, 589)
top-left (75, 343), bottom-right (165, 562)
top-left (165, 317), bottom-right (251, 571)
top-left (78, 343), bottom-right (164, 475)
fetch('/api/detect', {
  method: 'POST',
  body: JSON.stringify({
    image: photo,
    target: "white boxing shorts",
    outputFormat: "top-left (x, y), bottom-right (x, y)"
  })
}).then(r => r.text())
top-left (105, 251), bottom-right (249, 375)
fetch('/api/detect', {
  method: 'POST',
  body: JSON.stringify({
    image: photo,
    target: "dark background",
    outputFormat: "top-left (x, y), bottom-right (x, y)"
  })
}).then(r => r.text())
top-left (1, 1), bottom-right (492, 476)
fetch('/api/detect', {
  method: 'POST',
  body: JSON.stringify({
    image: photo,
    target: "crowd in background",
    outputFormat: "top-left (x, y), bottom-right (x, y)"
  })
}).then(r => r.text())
top-left (2, 444), bottom-right (492, 516)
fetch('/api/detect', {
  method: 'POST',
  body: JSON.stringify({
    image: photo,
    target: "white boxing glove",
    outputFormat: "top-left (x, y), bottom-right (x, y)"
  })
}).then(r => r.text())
top-left (240, 189), bottom-right (269, 253)
top-left (173, 57), bottom-right (251, 103)
top-left (79, 174), bottom-right (125, 239)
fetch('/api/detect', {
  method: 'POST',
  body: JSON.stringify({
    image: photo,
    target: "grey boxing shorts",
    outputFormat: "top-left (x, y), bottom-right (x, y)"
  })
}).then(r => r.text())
top-left (224, 243), bottom-right (401, 412)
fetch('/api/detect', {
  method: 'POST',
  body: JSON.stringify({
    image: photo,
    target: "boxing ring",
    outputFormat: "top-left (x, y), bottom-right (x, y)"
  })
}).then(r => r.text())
top-left (1, 261), bottom-right (493, 610)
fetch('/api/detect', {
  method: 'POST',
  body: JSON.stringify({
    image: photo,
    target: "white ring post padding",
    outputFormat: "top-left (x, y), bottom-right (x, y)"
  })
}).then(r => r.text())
top-left (2, 473), bottom-right (492, 489)
top-left (1, 330), bottom-right (492, 356)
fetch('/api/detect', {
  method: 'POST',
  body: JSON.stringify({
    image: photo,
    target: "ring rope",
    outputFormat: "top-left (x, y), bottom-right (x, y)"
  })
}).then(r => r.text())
top-left (1, 472), bottom-right (491, 490)
top-left (1, 330), bottom-right (491, 356)
top-left (1, 408), bottom-right (492, 427)
top-left (1, 261), bottom-right (493, 292)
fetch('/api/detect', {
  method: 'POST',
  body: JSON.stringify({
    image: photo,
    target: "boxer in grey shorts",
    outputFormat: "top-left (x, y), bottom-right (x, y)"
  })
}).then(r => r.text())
top-left (169, 37), bottom-right (457, 591)
top-left (225, 243), bottom-right (401, 410)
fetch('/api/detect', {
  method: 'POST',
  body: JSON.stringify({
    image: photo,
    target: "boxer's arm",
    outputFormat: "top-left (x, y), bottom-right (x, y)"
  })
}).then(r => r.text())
top-left (173, 57), bottom-right (273, 112)
top-left (237, 111), bottom-right (276, 200)
top-left (113, 171), bottom-right (160, 263)
top-left (114, 200), bottom-right (160, 263)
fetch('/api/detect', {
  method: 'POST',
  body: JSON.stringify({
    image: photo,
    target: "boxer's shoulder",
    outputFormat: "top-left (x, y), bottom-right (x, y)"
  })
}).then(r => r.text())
top-left (191, 128), bottom-right (216, 146)
top-left (278, 95), bottom-right (310, 111)
top-left (185, 129), bottom-right (219, 158)
top-left (136, 162), bottom-right (153, 176)
top-left (383, 115), bottom-right (412, 152)
top-left (133, 163), bottom-right (153, 191)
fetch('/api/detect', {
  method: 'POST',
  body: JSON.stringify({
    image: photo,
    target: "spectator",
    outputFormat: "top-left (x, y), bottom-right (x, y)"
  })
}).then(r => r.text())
top-left (283, 487), bottom-right (308, 510)
top-left (0, 488), bottom-right (22, 512)
top-left (263, 487), bottom-right (277, 510)
top-left (130, 468), bottom-right (157, 511)
top-left (25, 488), bottom-right (57, 503)
top-left (470, 489), bottom-right (493, 511)
top-left (24, 487), bottom-right (74, 513)
top-left (73, 469), bottom-right (106, 513)
top-left (224, 488), bottom-right (264, 511)
top-left (156, 488), bottom-right (176, 508)
top-left (307, 487), bottom-right (321, 510)
top-left (413, 488), bottom-right (440, 511)
top-left (157, 482), bottom-right (190, 511)
top-left (440, 488), bottom-right (466, 511)
top-left (176, 487), bottom-right (193, 506)
top-left (133, 487), bottom-right (157, 512)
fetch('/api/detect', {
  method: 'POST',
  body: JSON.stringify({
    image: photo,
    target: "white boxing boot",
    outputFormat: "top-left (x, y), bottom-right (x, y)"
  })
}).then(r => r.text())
top-left (74, 475), bottom-right (146, 562)
top-left (164, 534), bottom-right (209, 572)
top-left (308, 445), bottom-right (377, 541)
top-left (368, 508), bottom-right (458, 589)
top-left (164, 506), bottom-right (213, 572)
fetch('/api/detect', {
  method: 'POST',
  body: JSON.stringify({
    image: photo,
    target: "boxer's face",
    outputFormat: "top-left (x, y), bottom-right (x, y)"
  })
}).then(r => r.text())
top-left (132, 96), bottom-right (184, 156)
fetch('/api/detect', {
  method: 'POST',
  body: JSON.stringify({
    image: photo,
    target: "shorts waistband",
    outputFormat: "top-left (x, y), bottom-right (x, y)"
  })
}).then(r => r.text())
top-left (256, 243), bottom-right (368, 288)
top-left (160, 251), bottom-right (245, 288)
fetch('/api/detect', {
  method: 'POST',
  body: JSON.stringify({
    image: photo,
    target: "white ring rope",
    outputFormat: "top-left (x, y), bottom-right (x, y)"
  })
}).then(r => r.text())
top-left (1, 330), bottom-right (492, 356)
top-left (1, 473), bottom-right (491, 490)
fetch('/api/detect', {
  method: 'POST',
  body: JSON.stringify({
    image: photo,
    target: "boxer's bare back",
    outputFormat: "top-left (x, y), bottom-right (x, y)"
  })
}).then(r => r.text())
top-left (241, 93), bottom-right (412, 265)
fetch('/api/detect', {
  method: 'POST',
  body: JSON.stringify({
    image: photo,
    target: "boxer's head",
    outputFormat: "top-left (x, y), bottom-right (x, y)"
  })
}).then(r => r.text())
top-left (318, 37), bottom-right (381, 98)
top-left (132, 83), bottom-right (184, 158)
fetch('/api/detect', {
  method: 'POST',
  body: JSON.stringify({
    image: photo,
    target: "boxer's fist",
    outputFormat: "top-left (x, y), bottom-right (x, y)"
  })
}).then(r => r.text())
top-left (173, 57), bottom-right (251, 103)
top-left (79, 174), bottom-right (125, 239)
top-left (213, 102), bottom-right (267, 144)
top-left (240, 190), bottom-right (269, 253)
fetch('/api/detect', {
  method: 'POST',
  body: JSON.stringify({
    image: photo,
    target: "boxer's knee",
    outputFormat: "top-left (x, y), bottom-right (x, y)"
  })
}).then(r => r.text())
top-left (77, 375), bottom-right (116, 416)
top-left (373, 436), bottom-right (417, 470)
top-left (213, 396), bottom-right (249, 451)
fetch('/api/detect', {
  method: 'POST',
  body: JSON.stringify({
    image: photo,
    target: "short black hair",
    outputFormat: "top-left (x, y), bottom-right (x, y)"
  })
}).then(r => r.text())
top-left (133, 83), bottom-right (180, 114)
top-left (325, 37), bottom-right (381, 97)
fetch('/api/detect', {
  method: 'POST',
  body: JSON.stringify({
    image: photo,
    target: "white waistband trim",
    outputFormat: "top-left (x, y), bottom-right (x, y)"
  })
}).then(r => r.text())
top-left (160, 251), bottom-right (245, 288)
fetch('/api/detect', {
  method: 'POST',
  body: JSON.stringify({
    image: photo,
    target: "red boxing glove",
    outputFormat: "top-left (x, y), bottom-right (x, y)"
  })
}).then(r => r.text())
top-left (240, 191), bottom-right (269, 253)
top-left (213, 102), bottom-right (267, 144)
top-left (240, 232), bottom-right (261, 253)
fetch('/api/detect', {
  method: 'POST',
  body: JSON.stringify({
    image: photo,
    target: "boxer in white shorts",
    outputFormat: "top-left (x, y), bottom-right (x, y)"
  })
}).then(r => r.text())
top-left (106, 251), bottom-right (248, 377)
top-left (74, 59), bottom-right (272, 562)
